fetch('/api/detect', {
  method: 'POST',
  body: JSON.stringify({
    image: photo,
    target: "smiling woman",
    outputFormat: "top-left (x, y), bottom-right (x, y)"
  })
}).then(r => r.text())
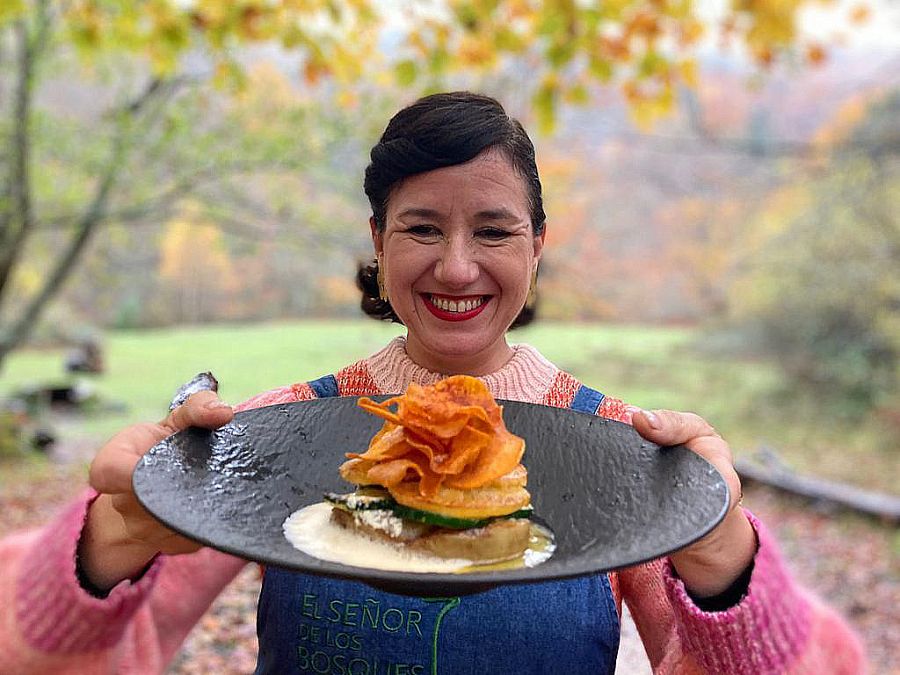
top-left (358, 93), bottom-right (546, 376)
top-left (0, 92), bottom-right (866, 675)
top-left (374, 149), bottom-right (543, 375)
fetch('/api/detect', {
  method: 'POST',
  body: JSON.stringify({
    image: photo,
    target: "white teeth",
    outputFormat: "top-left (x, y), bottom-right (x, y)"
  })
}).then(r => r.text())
top-left (431, 295), bottom-right (484, 313)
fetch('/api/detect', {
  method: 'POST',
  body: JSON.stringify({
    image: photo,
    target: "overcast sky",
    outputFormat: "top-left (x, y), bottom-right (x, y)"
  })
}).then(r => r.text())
top-left (699, 0), bottom-right (900, 51)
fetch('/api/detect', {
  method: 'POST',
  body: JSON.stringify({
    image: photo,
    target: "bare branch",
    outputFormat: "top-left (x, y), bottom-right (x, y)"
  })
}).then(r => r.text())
top-left (127, 78), bottom-right (164, 113)
top-left (34, 157), bottom-right (315, 230)
top-left (0, 84), bottom-right (151, 364)
top-left (0, 20), bottom-right (37, 305)
top-left (197, 187), bottom-right (359, 250)
top-left (104, 74), bottom-right (196, 125)
top-left (0, 131), bottom-right (127, 362)
top-left (0, 0), bottom-right (54, 302)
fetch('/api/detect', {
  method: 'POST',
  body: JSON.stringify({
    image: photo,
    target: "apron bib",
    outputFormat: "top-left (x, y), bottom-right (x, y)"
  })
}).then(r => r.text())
top-left (255, 379), bottom-right (620, 675)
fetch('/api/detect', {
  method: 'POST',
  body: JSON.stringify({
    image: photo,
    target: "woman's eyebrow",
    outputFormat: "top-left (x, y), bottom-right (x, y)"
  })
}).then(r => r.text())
top-left (395, 206), bottom-right (520, 222)
top-left (475, 208), bottom-right (519, 222)
top-left (396, 207), bottom-right (442, 220)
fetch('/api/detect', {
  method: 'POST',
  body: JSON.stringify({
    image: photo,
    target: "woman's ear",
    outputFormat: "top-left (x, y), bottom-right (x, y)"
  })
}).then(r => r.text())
top-left (533, 225), bottom-right (546, 262)
top-left (370, 217), bottom-right (384, 255)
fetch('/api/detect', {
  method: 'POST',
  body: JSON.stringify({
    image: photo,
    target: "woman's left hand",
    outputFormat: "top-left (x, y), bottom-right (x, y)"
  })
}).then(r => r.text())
top-left (631, 409), bottom-right (758, 599)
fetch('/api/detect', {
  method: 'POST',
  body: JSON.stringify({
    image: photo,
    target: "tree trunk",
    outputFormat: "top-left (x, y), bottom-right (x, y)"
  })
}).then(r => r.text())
top-left (0, 76), bottom-right (170, 371)
top-left (0, 182), bottom-right (114, 366)
top-left (736, 448), bottom-right (900, 523)
top-left (0, 18), bottom-right (37, 307)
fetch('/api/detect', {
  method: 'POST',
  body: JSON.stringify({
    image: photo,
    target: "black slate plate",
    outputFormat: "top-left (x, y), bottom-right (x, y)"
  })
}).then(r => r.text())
top-left (133, 397), bottom-right (729, 596)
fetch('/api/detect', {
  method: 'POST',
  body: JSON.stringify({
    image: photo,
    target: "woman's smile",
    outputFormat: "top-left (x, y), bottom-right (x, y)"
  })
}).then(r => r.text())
top-left (421, 293), bottom-right (490, 321)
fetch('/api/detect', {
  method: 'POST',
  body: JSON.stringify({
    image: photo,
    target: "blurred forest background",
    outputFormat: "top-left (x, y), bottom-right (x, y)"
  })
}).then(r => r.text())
top-left (0, 1), bottom-right (897, 672)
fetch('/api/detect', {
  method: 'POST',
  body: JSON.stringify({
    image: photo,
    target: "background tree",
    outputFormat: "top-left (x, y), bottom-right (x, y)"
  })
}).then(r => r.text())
top-left (726, 89), bottom-right (899, 410)
top-left (0, 0), bottom-right (868, 369)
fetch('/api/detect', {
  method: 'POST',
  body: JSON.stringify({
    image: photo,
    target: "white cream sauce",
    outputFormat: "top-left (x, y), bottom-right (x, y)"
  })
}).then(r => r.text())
top-left (284, 503), bottom-right (472, 572)
top-left (283, 502), bottom-right (556, 574)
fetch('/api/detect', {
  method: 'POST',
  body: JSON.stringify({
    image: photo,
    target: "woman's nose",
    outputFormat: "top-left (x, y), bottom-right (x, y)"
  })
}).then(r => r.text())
top-left (434, 240), bottom-right (478, 287)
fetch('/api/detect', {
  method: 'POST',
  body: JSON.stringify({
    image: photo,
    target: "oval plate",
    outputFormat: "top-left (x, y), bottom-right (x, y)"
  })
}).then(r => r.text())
top-left (133, 397), bottom-right (728, 596)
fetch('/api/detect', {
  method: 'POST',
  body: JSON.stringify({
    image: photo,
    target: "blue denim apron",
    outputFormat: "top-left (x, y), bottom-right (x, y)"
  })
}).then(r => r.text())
top-left (255, 378), bottom-right (620, 675)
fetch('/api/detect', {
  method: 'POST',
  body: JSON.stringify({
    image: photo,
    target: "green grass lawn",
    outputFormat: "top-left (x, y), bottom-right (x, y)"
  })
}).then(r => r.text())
top-left (2, 320), bottom-right (896, 492)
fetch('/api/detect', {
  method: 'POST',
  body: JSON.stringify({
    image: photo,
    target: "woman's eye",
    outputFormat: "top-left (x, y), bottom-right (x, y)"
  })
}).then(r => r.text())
top-left (476, 227), bottom-right (510, 240)
top-left (406, 225), bottom-right (440, 237)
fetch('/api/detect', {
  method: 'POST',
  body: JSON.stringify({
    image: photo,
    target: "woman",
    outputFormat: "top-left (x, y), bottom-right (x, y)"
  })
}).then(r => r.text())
top-left (1, 92), bottom-right (864, 674)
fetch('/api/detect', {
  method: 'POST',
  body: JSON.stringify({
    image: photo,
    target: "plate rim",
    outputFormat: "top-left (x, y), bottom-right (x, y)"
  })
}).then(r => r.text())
top-left (133, 397), bottom-right (730, 590)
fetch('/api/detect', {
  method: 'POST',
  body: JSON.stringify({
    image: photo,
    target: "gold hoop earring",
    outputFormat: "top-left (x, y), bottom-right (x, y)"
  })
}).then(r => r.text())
top-left (526, 265), bottom-right (538, 309)
top-left (376, 255), bottom-right (389, 302)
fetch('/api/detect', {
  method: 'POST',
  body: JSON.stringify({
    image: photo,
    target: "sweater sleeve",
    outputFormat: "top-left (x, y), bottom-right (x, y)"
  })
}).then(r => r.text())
top-left (0, 382), bottom-right (316, 674)
top-left (619, 510), bottom-right (866, 674)
top-left (0, 489), bottom-right (246, 674)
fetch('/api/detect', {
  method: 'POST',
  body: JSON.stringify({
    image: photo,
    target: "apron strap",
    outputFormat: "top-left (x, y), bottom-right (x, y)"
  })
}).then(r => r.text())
top-left (570, 383), bottom-right (606, 415)
top-left (308, 374), bottom-right (340, 398)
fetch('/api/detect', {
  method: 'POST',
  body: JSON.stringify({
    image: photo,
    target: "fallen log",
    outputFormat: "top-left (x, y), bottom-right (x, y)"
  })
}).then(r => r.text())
top-left (735, 447), bottom-right (900, 525)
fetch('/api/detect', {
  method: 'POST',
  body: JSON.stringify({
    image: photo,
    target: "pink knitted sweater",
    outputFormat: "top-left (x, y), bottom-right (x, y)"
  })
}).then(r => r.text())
top-left (0, 338), bottom-right (865, 674)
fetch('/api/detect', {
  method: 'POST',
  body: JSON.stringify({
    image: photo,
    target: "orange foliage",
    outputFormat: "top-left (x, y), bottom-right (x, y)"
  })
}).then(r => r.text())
top-left (812, 91), bottom-right (876, 148)
top-left (158, 204), bottom-right (240, 321)
top-left (849, 4), bottom-right (871, 24)
top-left (806, 43), bottom-right (826, 66)
top-left (32, 0), bottom-right (863, 130)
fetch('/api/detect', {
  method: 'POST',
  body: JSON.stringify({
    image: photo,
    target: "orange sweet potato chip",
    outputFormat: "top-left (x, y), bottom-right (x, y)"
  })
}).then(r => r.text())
top-left (444, 428), bottom-right (524, 489)
top-left (352, 426), bottom-right (410, 462)
top-left (357, 397), bottom-right (402, 425)
top-left (364, 454), bottom-right (445, 497)
top-left (349, 375), bottom-right (525, 497)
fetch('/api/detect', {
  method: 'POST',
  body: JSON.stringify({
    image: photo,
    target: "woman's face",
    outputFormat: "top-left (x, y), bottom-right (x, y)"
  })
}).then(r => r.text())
top-left (373, 149), bottom-right (544, 375)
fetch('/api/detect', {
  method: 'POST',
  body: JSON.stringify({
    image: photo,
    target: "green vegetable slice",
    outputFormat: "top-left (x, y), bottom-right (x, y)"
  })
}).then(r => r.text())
top-left (324, 489), bottom-right (394, 512)
top-left (389, 503), bottom-right (533, 530)
top-left (324, 489), bottom-right (533, 530)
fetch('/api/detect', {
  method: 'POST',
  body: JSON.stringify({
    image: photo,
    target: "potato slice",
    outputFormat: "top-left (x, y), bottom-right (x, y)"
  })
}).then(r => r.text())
top-left (389, 481), bottom-right (530, 519)
top-left (411, 518), bottom-right (531, 563)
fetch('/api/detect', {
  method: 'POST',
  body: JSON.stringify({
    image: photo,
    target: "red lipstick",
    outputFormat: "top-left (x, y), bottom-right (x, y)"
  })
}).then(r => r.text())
top-left (422, 294), bottom-right (489, 322)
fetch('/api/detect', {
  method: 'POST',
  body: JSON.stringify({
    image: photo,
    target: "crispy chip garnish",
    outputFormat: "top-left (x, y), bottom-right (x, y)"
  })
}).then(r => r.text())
top-left (339, 458), bottom-right (378, 485)
top-left (344, 375), bottom-right (526, 503)
top-left (443, 427), bottom-right (524, 489)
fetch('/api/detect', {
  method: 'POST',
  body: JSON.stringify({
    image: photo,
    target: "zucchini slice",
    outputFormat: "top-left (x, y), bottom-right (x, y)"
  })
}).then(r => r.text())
top-left (324, 489), bottom-right (533, 530)
top-left (390, 503), bottom-right (533, 530)
top-left (324, 489), bottom-right (394, 512)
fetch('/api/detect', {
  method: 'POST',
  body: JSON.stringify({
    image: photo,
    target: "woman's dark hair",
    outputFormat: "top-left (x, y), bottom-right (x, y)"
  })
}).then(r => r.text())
top-left (357, 91), bottom-right (545, 329)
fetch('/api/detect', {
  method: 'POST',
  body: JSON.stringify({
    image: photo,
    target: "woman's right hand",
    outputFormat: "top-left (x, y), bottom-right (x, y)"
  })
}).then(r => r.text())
top-left (78, 390), bottom-right (234, 592)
